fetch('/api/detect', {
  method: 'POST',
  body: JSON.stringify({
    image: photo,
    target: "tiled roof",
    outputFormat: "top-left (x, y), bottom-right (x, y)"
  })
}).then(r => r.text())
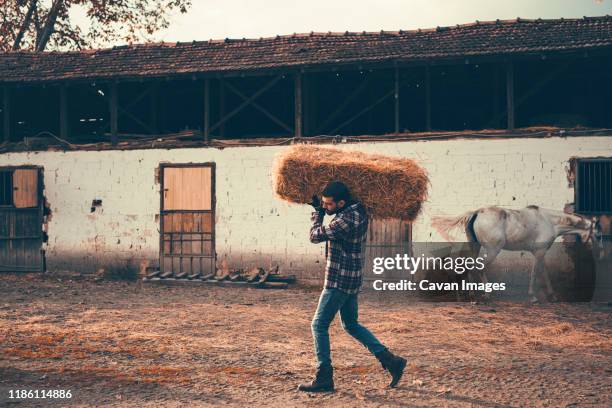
top-left (1, 16), bottom-right (611, 83)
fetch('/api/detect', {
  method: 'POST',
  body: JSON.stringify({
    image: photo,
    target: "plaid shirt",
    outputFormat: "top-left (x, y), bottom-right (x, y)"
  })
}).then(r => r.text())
top-left (309, 201), bottom-right (369, 294)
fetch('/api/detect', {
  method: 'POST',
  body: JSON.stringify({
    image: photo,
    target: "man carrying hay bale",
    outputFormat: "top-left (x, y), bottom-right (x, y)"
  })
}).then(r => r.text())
top-left (272, 144), bottom-right (428, 221)
top-left (297, 181), bottom-right (407, 393)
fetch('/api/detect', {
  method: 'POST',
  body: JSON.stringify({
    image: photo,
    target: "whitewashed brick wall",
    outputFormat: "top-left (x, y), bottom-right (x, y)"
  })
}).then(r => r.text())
top-left (1, 136), bottom-right (611, 282)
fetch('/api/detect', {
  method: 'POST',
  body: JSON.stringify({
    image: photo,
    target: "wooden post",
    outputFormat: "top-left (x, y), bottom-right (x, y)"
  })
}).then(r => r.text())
top-left (506, 62), bottom-right (515, 130)
top-left (59, 85), bottom-right (68, 140)
top-left (109, 82), bottom-right (118, 144)
top-left (150, 82), bottom-right (159, 135)
top-left (159, 88), bottom-right (166, 134)
top-left (425, 66), bottom-right (432, 131)
top-left (492, 66), bottom-right (500, 128)
top-left (219, 80), bottom-right (225, 138)
top-left (302, 75), bottom-right (310, 136)
top-left (204, 79), bottom-right (210, 142)
top-left (2, 87), bottom-right (9, 143)
top-left (394, 66), bottom-right (400, 133)
top-left (294, 72), bottom-right (302, 138)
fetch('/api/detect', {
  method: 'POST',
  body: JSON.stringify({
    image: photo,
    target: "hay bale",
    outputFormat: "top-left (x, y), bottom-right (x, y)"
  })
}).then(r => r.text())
top-left (272, 145), bottom-right (428, 220)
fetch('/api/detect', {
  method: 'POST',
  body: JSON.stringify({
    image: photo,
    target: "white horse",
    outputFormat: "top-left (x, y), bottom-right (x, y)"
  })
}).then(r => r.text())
top-left (432, 205), bottom-right (601, 303)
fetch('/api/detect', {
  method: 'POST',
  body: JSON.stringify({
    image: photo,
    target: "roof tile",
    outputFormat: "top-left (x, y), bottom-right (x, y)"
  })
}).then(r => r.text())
top-left (1, 16), bottom-right (611, 83)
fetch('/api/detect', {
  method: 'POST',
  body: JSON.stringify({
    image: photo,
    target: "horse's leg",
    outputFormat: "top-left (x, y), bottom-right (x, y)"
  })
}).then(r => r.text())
top-left (528, 254), bottom-right (545, 304)
top-left (455, 271), bottom-right (464, 302)
top-left (536, 250), bottom-right (557, 302)
top-left (467, 242), bottom-right (482, 300)
top-left (464, 216), bottom-right (482, 302)
top-left (479, 266), bottom-right (489, 293)
top-left (468, 241), bottom-right (481, 258)
top-left (467, 271), bottom-right (478, 303)
top-left (459, 242), bottom-right (481, 301)
top-left (480, 246), bottom-right (501, 301)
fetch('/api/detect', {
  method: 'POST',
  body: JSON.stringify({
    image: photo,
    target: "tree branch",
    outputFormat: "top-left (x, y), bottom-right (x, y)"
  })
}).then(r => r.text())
top-left (35, 0), bottom-right (62, 52)
top-left (12, 0), bottom-right (37, 50)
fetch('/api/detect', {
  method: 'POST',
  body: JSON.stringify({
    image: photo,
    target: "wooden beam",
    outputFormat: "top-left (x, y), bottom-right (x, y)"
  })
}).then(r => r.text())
top-left (302, 75), bottom-right (311, 136)
top-left (204, 79), bottom-right (210, 142)
top-left (98, 80), bottom-right (158, 138)
top-left (506, 62), bottom-right (515, 130)
top-left (486, 61), bottom-right (570, 128)
top-left (425, 66), bottom-right (432, 131)
top-left (2, 87), bottom-right (10, 143)
top-left (394, 66), bottom-right (400, 133)
top-left (59, 85), bottom-right (68, 140)
top-left (224, 81), bottom-right (292, 133)
top-left (325, 72), bottom-right (418, 135)
top-left (114, 84), bottom-right (155, 115)
top-left (329, 88), bottom-right (395, 135)
top-left (159, 86), bottom-right (167, 134)
top-left (294, 72), bottom-right (302, 137)
top-left (515, 62), bottom-right (569, 109)
top-left (209, 76), bottom-right (282, 134)
top-left (150, 82), bottom-right (159, 134)
top-left (315, 77), bottom-right (370, 134)
top-left (219, 80), bottom-right (225, 137)
top-left (112, 83), bottom-right (155, 134)
top-left (492, 66), bottom-right (501, 128)
top-left (118, 106), bottom-right (154, 134)
top-left (109, 82), bottom-right (118, 144)
top-left (92, 82), bottom-right (156, 135)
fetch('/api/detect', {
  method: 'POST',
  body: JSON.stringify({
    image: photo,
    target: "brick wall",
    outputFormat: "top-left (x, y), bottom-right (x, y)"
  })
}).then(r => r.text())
top-left (1, 136), bottom-right (611, 285)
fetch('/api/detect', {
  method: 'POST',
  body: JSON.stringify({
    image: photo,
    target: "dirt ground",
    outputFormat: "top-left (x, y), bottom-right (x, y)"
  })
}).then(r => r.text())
top-left (1, 272), bottom-right (611, 407)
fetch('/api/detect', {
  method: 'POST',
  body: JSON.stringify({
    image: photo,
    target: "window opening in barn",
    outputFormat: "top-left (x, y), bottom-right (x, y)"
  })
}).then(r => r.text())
top-left (575, 159), bottom-right (612, 214)
top-left (0, 170), bottom-right (13, 206)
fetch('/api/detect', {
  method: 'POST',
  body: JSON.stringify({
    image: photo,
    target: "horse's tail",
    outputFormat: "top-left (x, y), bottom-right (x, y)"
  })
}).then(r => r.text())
top-left (431, 211), bottom-right (476, 242)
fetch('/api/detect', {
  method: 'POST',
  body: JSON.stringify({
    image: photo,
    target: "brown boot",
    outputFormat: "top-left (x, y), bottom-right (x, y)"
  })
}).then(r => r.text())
top-left (297, 365), bottom-right (334, 392)
top-left (375, 349), bottom-right (407, 388)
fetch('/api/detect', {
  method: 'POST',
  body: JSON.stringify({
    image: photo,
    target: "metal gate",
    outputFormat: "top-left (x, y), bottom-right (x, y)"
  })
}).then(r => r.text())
top-left (0, 167), bottom-right (44, 272)
top-left (159, 163), bottom-right (216, 277)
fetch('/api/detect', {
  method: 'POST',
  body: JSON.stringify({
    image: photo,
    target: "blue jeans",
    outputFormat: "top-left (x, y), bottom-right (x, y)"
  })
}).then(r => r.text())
top-left (311, 288), bottom-right (386, 369)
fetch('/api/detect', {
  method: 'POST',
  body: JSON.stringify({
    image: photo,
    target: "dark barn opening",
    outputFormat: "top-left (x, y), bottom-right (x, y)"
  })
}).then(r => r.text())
top-left (0, 170), bottom-right (13, 206)
top-left (66, 83), bottom-right (110, 140)
top-left (159, 80), bottom-right (205, 134)
top-left (306, 69), bottom-right (395, 136)
top-left (12, 86), bottom-right (60, 140)
top-left (430, 63), bottom-right (505, 131)
top-left (516, 56), bottom-right (612, 129)
top-left (0, 17), bottom-right (611, 146)
top-left (214, 75), bottom-right (294, 139)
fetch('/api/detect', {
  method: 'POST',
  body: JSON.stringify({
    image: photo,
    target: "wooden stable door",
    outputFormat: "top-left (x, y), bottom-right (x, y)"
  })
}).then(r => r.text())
top-left (160, 164), bottom-right (215, 277)
top-left (0, 168), bottom-right (44, 272)
top-left (363, 218), bottom-right (412, 280)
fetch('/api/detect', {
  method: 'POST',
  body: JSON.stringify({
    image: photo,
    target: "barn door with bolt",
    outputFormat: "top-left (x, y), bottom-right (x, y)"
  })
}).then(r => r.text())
top-left (0, 167), bottom-right (45, 272)
top-left (160, 164), bottom-right (216, 277)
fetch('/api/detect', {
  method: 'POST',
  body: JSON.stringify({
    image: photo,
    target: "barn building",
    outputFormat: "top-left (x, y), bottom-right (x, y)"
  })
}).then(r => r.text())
top-left (1, 16), bottom-right (611, 297)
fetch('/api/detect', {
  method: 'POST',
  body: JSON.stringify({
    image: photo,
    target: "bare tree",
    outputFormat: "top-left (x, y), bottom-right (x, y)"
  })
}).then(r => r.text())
top-left (1, 0), bottom-right (192, 52)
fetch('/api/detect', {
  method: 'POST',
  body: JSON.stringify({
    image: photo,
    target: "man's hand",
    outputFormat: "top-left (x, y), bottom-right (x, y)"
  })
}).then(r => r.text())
top-left (309, 194), bottom-right (324, 214)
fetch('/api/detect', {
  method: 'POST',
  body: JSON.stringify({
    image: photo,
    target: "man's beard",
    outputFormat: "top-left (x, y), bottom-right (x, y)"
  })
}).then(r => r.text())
top-left (325, 208), bottom-right (337, 215)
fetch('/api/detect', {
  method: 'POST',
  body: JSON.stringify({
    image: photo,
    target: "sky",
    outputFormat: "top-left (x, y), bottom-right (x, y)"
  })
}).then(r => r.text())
top-left (71, 0), bottom-right (612, 45)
